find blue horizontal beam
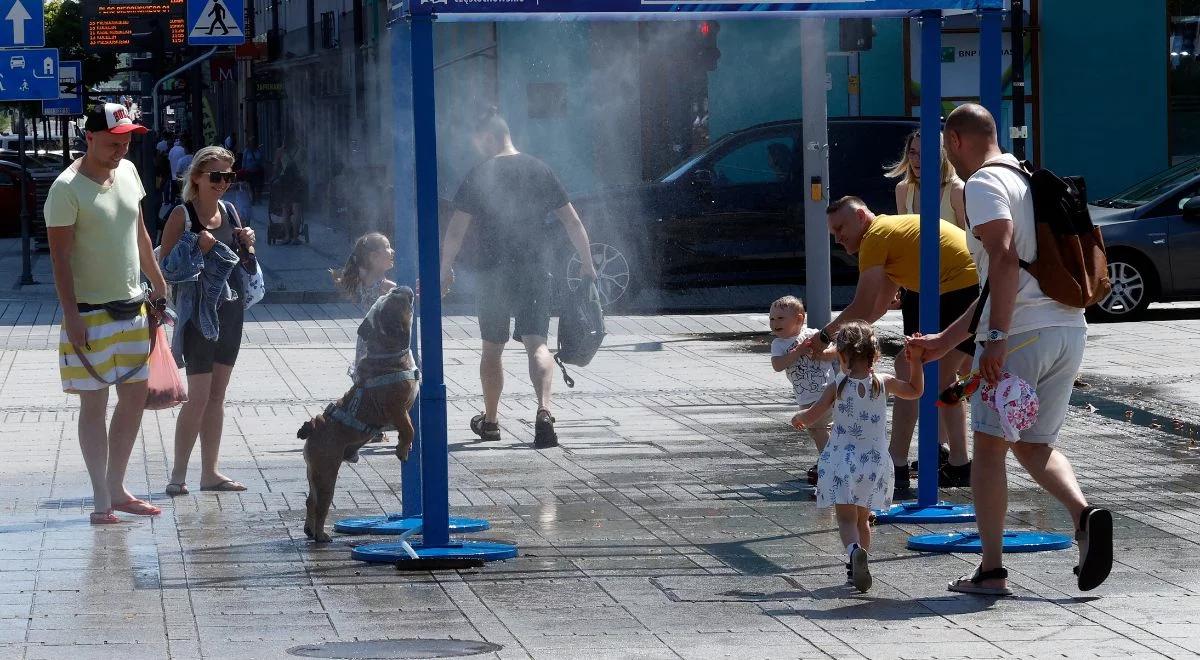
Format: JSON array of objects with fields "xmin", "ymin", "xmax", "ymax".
[{"xmin": 412, "ymin": 0, "xmax": 1001, "ymax": 20}]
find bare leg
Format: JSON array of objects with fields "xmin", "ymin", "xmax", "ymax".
[
  {"xmin": 834, "ymin": 504, "xmax": 862, "ymax": 549},
  {"xmin": 856, "ymin": 506, "xmax": 873, "ymax": 551},
  {"xmin": 480, "ymin": 340, "xmax": 505, "ymax": 423},
  {"xmin": 889, "ymin": 354, "xmax": 918, "ymax": 466},
  {"xmin": 971, "ymin": 431, "xmax": 1010, "ymax": 585},
  {"xmin": 808, "ymin": 425, "xmax": 830, "ymax": 453},
  {"xmin": 522, "ymin": 335, "xmax": 554, "ymax": 413},
  {"xmin": 1010, "ymin": 442, "xmax": 1088, "ymax": 524},
  {"xmin": 78, "ymin": 389, "xmax": 112, "ymax": 512},
  {"xmin": 198, "ymin": 363, "xmax": 236, "ymax": 487},
  {"xmin": 170, "ymin": 372, "xmax": 212, "ymax": 486},
  {"xmin": 939, "ymin": 349, "xmax": 972, "ymax": 466},
  {"xmin": 106, "ymin": 380, "xmax": 149, "ymax": 505}
]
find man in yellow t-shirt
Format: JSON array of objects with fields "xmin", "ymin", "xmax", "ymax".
[
  {"xmin": 45, "ymin": 102, "xmax": 168, "ymax": 525},
  {"xmin": 813, "ymin": 196, "xmax": 979, "ymax": 497}
]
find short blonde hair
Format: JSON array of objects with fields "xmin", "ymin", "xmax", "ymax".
[
  {"xmin": 771, "ymin": 295, "xmax": 806, "ymax": 315},
  {"xmin": 182, "ymin": 146, "xmax": 235, "ymax": 203}
]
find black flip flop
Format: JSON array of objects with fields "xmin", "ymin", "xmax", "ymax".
[
  {"xmin": 948, "ymin": 566, "xmax": 1012, "ymax": 596},
  {"xmin": 1075, "ymin": 506, "xmax": 1113, "ymax": 591}
]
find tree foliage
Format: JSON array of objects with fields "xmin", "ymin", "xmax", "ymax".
[{"xmin": 46, "ymin": 0, "xmax": 118, "ymax": 88}]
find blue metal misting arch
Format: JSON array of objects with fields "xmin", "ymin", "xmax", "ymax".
[{"xmin": 351, "ymin": 0, "xmax": 1067, "ymax": 564}]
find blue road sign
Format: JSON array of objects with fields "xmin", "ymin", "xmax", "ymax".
[
  {"xmin": 42, "ymin": 60, "xmax": 82, "ymax": 116},
  {"xmin": 187, "ymin": 0, "xmax": 244, "ymax": 45},
  {"xmin": 0, "ymin": 48, "xmax": 58, "ymax": 102},
  {"xmin": 0, "ymin": 0, "xmax": 43, "ymax": 48}
]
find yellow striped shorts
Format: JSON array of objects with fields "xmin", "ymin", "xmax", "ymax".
[{"xmin": 59, "ymin": 305, "xmax": 151, "ymax": 393}]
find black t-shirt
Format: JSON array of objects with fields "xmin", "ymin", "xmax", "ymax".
[{"xmin": 453, "ymin": 153, "xmax": 569, "ymax": 274}]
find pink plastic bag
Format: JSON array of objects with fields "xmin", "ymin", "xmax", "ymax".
[{"xmin": 145, "ymin": 324, "xmax": 187, "ymax": 410}]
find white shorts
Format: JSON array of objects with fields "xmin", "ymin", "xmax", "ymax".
[{"xmin": 970, "ymin": 326, "xmax": 1085, "ymax": 445}]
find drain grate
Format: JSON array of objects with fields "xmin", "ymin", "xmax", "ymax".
[{"xmin": 287, "ymin": 639, "xmax": 502, "ymax": 659}]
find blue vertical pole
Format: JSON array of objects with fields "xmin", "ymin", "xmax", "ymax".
[
  {"xmin": 917, "ymin": 10, "xmax": 942, "ymax": 508},
  {"xmin": 392, "ymin": 19, "xmax": 423, "ymax": 519},
  {"xmin": 979, "ymin": 8, "xmax": 1002, "ymax": 125},
  {"xmin": 409, "ymin": 9, "xmax": 451, "ymax": 548}
]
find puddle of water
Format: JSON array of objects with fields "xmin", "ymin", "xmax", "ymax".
[
  {"xmin": 1072, "ymin": 391, "xmax": 1200, "ymax": 444},
  {"xmin": 288, "ymin": 639, "xmax": 503, "ymax": 659}
]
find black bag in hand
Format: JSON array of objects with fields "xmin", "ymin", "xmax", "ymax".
[{"xmin": 554, "ymin": 279, "xmax": 606, "ymax": 388}]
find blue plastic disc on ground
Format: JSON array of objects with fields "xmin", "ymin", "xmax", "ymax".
[
  {"xmin": 351, "ymin": 540, "xmax": 518, "ymax": 563},
  {"xmin": 333, "ymin": 515, "xmax": 490, "ymax": 535},
  {"xmin": 907, "ymin": 530, "xmax": 1073, "ymax": 553},
  {"xmin": 874, "ymin": 501, "xmax": 977, "ymax": 524}
]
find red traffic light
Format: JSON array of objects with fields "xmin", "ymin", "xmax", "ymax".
[{"xmin": 699, "ymin": 21, "xmax": 712, "ymax": 36}]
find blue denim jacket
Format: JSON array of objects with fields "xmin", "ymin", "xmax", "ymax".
[{"xmin": 161, "ymin": 231, "xmax": 240, "ymax": 368}]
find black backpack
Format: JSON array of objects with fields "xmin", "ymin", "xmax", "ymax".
[
  {"xmin": 970, "ymin": 160, "xmax": 1111, "ymax": 334},
  {"xmin": 554, "ymin": 280, "xmax": 606, "ymax": 388}
]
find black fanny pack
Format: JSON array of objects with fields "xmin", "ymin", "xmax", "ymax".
[{"xmin": 78, "ymin": 292, "xmax": 146, "ymax": 321}]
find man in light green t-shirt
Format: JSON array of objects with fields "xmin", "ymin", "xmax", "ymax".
[{"xmin": 45, "ymin": 102, "xmax": 168, "ymax": 524}]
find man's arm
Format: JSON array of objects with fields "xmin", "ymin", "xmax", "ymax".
[
  {"xmin": 822, "ymin": 266, "xmax": 899, "ymax": 337},
  {"xmin": 974, "ymin": 218, "xmax": 1019, "ymax": 382},
  {"xmin": 440, "ymin": 210, "xmax": 473, "ymax": 296},
  {"xmin": 47, "ymin": 226, "xmax": 86, "ymax": 347},
  {"xmin": 137, "ymin": 208, "xmax": 167, "ymax": 301},
  {"xmin": 553, "ymin": 203, "xmax": 598, "ymax": 280}
]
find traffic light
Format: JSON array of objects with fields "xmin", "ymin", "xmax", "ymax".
[
  {"xmin": 839, "ymin": 18, "xmax": 874, "ymax": 51},
  {"xmin": 697, "ymin": 21, "xmax": 721, "ymax": 71}
]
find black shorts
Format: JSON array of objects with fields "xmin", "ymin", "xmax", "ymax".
[
  {"xmin": 183, "ymin": 298, "xmax": 245, "ymax": 375},
  {"xmin": 477, "ymin": 270, "xmax": 553, "ymax": 344},
  {"xmin": 901, "ymin": 286, "xmax": 978, "ymax": 357}
]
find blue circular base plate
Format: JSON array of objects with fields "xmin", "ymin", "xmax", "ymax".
[
  {"xmin": 874, "ymin": 501, "xmax": 977, "ymax": 524},
  {"xmin": 351, "ymin": 540, "xmax": 518, "ymax": 563},
  {"xmin": 907, "ymin": 530, "xmax": 1073, "ymax": 553},
  {"xmin": 333, "ymin": 515, "xmax": 490, "ymax": 536}
]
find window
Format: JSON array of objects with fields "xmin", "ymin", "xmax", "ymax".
[
  {"xmin": 0, "ymin": 172, "xmax": 14, "ymax": 186},
  {"xmin": 711, "ymin": 134, "xmax": 796, "ymax": 186}
]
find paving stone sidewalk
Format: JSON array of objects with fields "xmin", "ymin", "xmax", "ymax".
[{"xmin": 1, "ymin": 301, "xmax": 1199, "ymax": 659}]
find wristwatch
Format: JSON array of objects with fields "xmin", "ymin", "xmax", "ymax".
[
  {"xmin": 818, "ymin": 328, "xmax": 833, "ymax": 345},
  {"xmin": 986, "ymin": 329, "xmax": 1008, "ymax": 343}
]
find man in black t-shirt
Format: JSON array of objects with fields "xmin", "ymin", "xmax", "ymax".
[{"xmin": 441, "ymin": 109, "xmax": 597, "ymax": 449}]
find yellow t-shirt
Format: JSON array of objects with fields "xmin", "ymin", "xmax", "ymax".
[
  {"xmin": 44, "ymin": 159, "xmax": 145, "ymax": 304},
  {"xmin": 856, "ymin": 214, "xmax": 978, "ymax": 293}
]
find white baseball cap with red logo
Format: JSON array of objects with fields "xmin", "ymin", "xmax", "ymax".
[{"xmin": 84, "ymin": 102, "xmax": 148, "ymax": 135}]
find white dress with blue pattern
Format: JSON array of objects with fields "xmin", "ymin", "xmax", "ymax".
[{"xmin": 815, "ymin": 374, "xmax": 894, "ymax": 511}]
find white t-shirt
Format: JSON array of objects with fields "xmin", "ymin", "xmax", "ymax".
[
  {"xmin": 965, "ymin": 153, "xmax": 1086, "ymax": 340},
  {"xmin": 771, "ymin": 327, "xmax": 836, "ymax": 407}
]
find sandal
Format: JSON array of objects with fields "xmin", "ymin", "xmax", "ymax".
[
  {"xmin": 1075, "ymin": 506, "xmax": 1113, "ymax": 591},
  {"xmin": 470, "ymin": 414, "xmax": 501, "ymax": 442},
  {"xmin": 89, "ymin": 510, "xmax": 121, "ymax": 525},
  {"xmin": 948, "ymin": 566, "xmax": 1012, "ymax": 596},
  {"xmin": 200, "ymin": 479, "xmax": 247, "ymax": 492},
  {"xmin": 111, "ymin": 498, "xmax": 162, "ymax": 516},
  {"xmin": 165, "ymin": 483, "xmax": 188, "ymax": 497}
]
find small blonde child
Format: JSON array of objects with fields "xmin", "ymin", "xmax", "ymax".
[
  {"xmin": 769, "ymin": 296, "xmax": 837, "ymax": 486},
  {"xmin": 791, "ymin": 321, "xmax": 924, "ymax": 593}
]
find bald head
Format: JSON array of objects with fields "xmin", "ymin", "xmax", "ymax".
[{"xmin": 943, "ymin": 103, "xmax": 1002, "ymax": 178}]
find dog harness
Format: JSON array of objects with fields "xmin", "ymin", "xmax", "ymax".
[{"xmin": 325, "ymin": 367, "xmax": 421, "ymax": 435}]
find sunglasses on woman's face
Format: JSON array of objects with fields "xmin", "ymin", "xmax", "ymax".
[{"xmin": 206, "ymin": 171, "xmax": 237, "ymax": 184}]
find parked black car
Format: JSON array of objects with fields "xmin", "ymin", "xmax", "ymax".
[
  {"xmin": 1089, "ymin": 158, "xmax": 1200, "ymax": 320},
  {"xmin": 557, "ymin": 117, "xmax": 920, "ymax": 308}
]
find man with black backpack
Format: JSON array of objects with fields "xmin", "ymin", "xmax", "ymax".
[{"xmin": 910, "ymin": 104, "xmax": 1113, "ymax": 596}]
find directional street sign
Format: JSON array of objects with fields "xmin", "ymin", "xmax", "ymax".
[
  {"xmin": 42, "ymin": 60, "xmax": 82, "ymax": 116},
  {"xmin": 0, "ymin": 0, "xmax": 44, "ymax": 47},
  {"xmin": 0, "ymin": 48, "xmax": 58, "ymax": 101},
  {"xmin": 187, "ymin": 0, "xmax": 243, "ymax": 46}
]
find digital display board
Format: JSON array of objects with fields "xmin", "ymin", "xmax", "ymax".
[{"xmin": 82, "ymin": 0, "xmax": 186, "ymax": 51}]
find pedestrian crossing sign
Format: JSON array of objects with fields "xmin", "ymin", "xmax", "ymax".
[{"xmin": 187, "ymin": 0, "xmax": 244, "ymax": 46}]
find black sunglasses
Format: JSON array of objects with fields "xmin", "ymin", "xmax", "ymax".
[{"xmin": 207, "ymin": 171, "xmax": 237, "ymax": 184}]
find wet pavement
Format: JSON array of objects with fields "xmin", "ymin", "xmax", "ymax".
[{"xmin": 2, "ymin": 267, "xmax": 1200, "ymax": 656}]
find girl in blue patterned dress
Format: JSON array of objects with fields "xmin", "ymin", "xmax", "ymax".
[{"xmin": 791, "ymin": 321, "xmax": 925, "ymax": 592}]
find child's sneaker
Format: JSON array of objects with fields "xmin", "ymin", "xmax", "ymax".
[
  {"xmin": 850, "ymin": 545, "xmax": 872, "ymax": 593},
  {"xmin": 806, "ymin": 464, "xmax": 819, "ymax": 486}
]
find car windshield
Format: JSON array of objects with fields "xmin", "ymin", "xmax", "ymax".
[
  {"xmin": 1099, "ymin": 158, "xmax": 1200, "ymax": 208},
  {"xmin": 657, "ymin": 131, "xmax": 742, "ymax": 183}
]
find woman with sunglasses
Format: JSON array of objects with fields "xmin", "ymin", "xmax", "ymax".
[{"xmin": 159, "ymin": 146, "xmax": 256, "ymax": 495}]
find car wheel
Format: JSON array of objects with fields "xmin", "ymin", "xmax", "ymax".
[
  {"xmin": 565, "ymin": 241, "xmax": 635, "ymax": 310},
  {"xmin": 1089, "ymin": 255, "xmax": 1154, "ymax": 321}
]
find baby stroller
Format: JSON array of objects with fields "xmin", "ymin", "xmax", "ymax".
[{"xmin": 267, "ymin": 175, "xmax": 310, "ymax": 245}]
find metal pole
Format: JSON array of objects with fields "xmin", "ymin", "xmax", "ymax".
[
  {"xmin": 410, "ymin": 10, "xmax": 450, "ymax": 547},
  {"xmin": 979, "ymin": 8, "xmax": 1003, "ymax": 124},
  {"xmin": 800, "ymin": 18, "xmax": 831, "ymax": 329},
  {"xmin": 61, "ymin": 117, "xmax": 69, "ymax": 168},
  {"xmin": 917, "ymin": 10, "xmax": 942, "ymax": 508},
  {"xmin": 18, "ymin": 109, "xmax": 34, "ymax": 285},
  {"xmin": 392, "ymin": 19, "xmax": 423, "ymax": 519},
  {"xmin": 1009, "ymin": 0, "xmax": 1026, "ymax": 159}
]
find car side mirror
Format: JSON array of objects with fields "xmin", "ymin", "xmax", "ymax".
[
  {"xmin": 692, "ymin": 169, "xmax": 715, "ymax": 187},
  {"xmin": 1183, "ymin": 196, "xmax": 1200, "ymax": 220}
]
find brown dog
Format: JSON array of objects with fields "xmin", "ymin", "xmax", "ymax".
[{"xmin": 299, "ymin": 286, "xmax": 419, "ymax": 542}]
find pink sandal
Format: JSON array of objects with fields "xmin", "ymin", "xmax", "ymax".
[
  {"xmin": 89, "ymin": 510, "xmax": 121, "ymax": 525},
  {"xmin": 111, "ymin": 498, "xmax": 162, "ymax": 516}
]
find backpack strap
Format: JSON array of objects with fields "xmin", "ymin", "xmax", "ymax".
[{"xmin": 966, "ymin": 160, "xmax": 1038, "ymax": 337}]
